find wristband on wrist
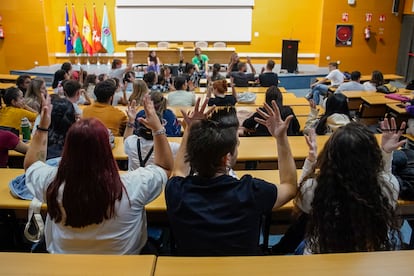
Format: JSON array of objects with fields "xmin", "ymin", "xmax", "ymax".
[
  {"xmin": 126, "ymin": 122, "xmax": 135, "ymax": 128},
  {"xmin": 152, "ymin": 128, "xmax": 166, "ymax": 136},
  {"xmin": 36, "ymin": 126, "xmax": 49, "ymax": 132}
]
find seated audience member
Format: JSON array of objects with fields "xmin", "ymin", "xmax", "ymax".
[
  {"xmin": 16, "ymin": 74, "xmax": 31, "ymax": 94},
  {"xmin": 52, "ymin": 69, "xmax": 70, "ymax": 94},
  {"xmin": 123, "ymin": 71, "xmax": 136, "ymax": 93},
  {"xmin": 98, "ymin": 73, "xmax": 108, "ymax": 82},
  {"xmin": 43, "ymin": 96, "xmax": 76, "ymax": 159},
  {"xmin": 108, "ymin": 59, "xmax": 133, "ymax": 83},
  {"xmin": 210, "ymin": 63, "xmax": 225, "ymax": 82},
  {"xmin": 25, "ymin": 77, "xmax": 47, "ymax": 113},
  {"xmin": 63, "ymin": 79, "xmax": 89, "ymax": 120},
  {"xmin": 297, "ymin": 119, "xmax": 403, "ymax": 254},
  {"xmin": 82, "ymin": 80, "xmax": 128, "ymax": 136},
  {"xmin": 227, "ymin": 52, "xmax": 241, "ymax": 74},
  {"xmin": 83, "ymin": 74, "xmax": 98, "ymax": 100},
  {"xmin": 129, "ymin": 79, "xmax": 149, "ymax": 105},
  {"xmin": 144, "ymin": 71, "xmax": 165, "ymax": 93},
  {"xmin": 243, "ymin": 86, "xmax": 300, "ymax": 136},
  {"xmin": 0, "ymin": 130, "xmax": 28, "ymax": 168},
  {"xmin": 335, "ymin": 71, "xmax": 365, "ymax": 93},
  {"xmin": 259, "ymin": 60, "xmax": 279, "ymax": 87},
  {"xmin": 137, "ymin": 92, "xmax": 181, "ymax": 137},
  {"xmin": 124, "ymin": 99, "xmax": 180, "ymax": 171},
  {"xmin": 207, "ymin": 79, "xmax": 237, "ymax": 106},
  {"xmin": 304, "ymin": 93, "xmax": 351, "ymax": 135},
  {"xmin": 147, "ymin": 50, "xmax": 161, "ymax": 74},
  {"xmin": 182, "ymin": 63, "xmax": 199, "ymax": 90},
  {"xmin": 0, "ymin": 87, "xmax": 38, "ymax": 134},
  {"xmin": 165, "ymin": 99, "xmax": 297, "ymax": 256},
  {"xmin": 160, "ymin": 65, "xmax": 175, "ymax": 91},
  {"xmin": 230, "ymin": 57, "xmax": 257, "ymax": 87},
  {"xmin": 363, "ymin": 70, "xmax": 385, "ymax": 91},
  {"xmin": 192, "ymin": 47, "xmax": 209, "ymax": 77},
  {"xmin": 24, "ymin": 94, "xmax": 173, "ymax": 254},
  {"xmin": 61, "ymin": 62, "xmax": 73, "ymax": 78},
  {"xmin": 167, "ymin": 76, "xmax": 196, "ymax": 106},
  {"xmin": 307, "ymin": 62, "xmax": 344, "ymax": 105},
  {"xmin": 110, "ymin": 78, "xmax": 129, "ymax": 106}
]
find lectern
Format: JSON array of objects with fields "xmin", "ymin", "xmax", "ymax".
[{"xmin": 281, "ymin": 40, "xmax": 300, "ymax": 73}]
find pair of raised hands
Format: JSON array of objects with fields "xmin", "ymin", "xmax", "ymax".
[{"xmin": 304, "ymin": 118, "xmax": 407, "ymax": 161}]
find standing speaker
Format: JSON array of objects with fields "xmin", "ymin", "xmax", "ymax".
[{"xmin": 281, "ymin": 40, "xmax": 300, "ymax": 73}]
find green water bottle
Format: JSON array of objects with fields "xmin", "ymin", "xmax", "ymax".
[{"xmin": 21, "ymin": 117, "xmax": 31, "ymax": 142}]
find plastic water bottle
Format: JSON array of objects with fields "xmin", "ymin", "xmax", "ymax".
[{"xmin": 21, "ymin": 117, "xmax": 31, "ymax": 142}]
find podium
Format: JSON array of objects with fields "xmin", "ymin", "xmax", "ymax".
[{"xmin": 281, "ymin": 40, "xmax": 300, "ymax": 73}]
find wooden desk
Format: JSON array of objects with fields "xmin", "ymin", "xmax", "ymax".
[
  {"xmin": 126, "ymin": 47, "xmax": 235, "ymax": 65},
  {"xmin": 0, "ymin": 74, "xmax": 18, "ymax": 83},
  {"xmin": 361, "ymin": 95, "xmax": 401, "ymax": 105},
  {"xmin": 0, "ymin": 83, "xmax": 15, "ymax": 90},
  {"xmin": 0, "ymin": 252, "xmax": 156, "ymax": 276},
  {"xmin": 154, "ymin": 251, "xmax": 414, "ymax": 276}
]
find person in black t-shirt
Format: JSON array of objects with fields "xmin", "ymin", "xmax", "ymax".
[
  {"xmin": 243, "ymin": 86, "xmax": 300, "ymax": 136},
  {"xmin": 259, "ymin": 60, "xmax": 279, "ymax": 87},
  {"xmin": 165, "ymin": 98, "xmax": 297, "ymax": 256},
  {"xmin": 230, "ymin": 57, "xmax": 257, "ymax": 87},
  {"xmin": 207, "ymin": 79, "xmax": 237, "ymax": 106}
]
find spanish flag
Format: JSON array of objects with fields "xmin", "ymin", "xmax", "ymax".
[{"xmin": 82, "ymin": 7, "xmax": 93, "ymax": 55}]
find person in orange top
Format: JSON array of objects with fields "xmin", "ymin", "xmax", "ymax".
[
  {"xmin": 0, "ymin": 87, "xmax": 38, "ymax": 134},
  {"xmin": 82, "ymin": 80, "xmax": 128, "ymax": 136}
]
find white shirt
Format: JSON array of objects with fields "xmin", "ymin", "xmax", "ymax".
[
  {"xmin": 112, "ymin": 91, "xmax": 132, "ymax": 106},
  {"xmin": 26, "ymin": 161, "xmax": 167, "ymax": 254},
  {"xmin": 167, "ymin": 90, "xmax": 196, "ymax": 106},
  {"xmin": 124, "ymin": 135, "xmax": 180, "ymax": 171},
  {"xmin": 335, "ymin": 81, "xmax": 365, "ymax": 93},
  {"xmin": 296, "ymin": 150, "xmax": 399, "ymax": 214},
  {"xmin": 363, "ymin": 81, "xmax": 377, "ymax": 91},
  {"xmin": 326, "ymin": 69, "xmax": 344, "ymax": 86}
]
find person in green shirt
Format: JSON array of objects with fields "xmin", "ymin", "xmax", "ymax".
[{"xmin": 192, "ymin": 47, "xmax": 209, "ymax": 77}]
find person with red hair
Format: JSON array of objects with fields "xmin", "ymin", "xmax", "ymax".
[{"xmin": 24, "ymin": 94, "xmax": 173, "ymax": 254}]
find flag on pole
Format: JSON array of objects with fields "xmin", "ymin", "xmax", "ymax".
[
  {"xmin": 101, "ymin": 5, "xmax": 114, "ymax": 54},
  {"xmin": 82, "ymin": 7, "xmax": 94, "ymax": 55},
  {"xmin": 71, "ymin": 6, "xmax": 83, "ymax": 54},
  {"xmin": 65, "ymin": 5, "xmax": 73, "ymax": 53},
  {"xmin": 92, "ymin": 5, "xmax": 103, "ymax": 53}
]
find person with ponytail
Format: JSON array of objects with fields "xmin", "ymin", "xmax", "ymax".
[{"xmin": 206, "ymin": 79, "xmax": 237, "ymax": 107}]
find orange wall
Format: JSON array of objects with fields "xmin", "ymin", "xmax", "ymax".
[
  {"xmin": 319, "ymin": 0, "xmax": 403, "ymax": 74},
  {"xmin": 404, "ymin": 0, "xmax": 414, "ymax": 14},
  {"xmin": 0, "ymin": 0, "xmax": 49, "ymax": 74},
  {"xmin": 0, "ymin": 0, "xmax": 405, "ymax": 74}
]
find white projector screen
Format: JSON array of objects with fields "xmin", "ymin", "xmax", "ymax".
[{"xmin": 115, "ymin": 0, "xmax": 254, "ymax": 42}]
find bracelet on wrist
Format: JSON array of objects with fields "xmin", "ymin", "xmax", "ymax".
[
  {"xmin": 152, "ymin": 128, "xmax": 166, "ymax": 136},
  {"xmin": 126, "ymin": 122, "xmax": 135, "ymax": 128},
  {"xmin": 36, "ymin": 126, "xmax": 49, "ymax": 132}
]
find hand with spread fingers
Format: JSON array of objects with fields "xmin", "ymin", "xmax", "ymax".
[
  {"xmin": 126, "ymin": 100, "xmax": 138, "ymax": 123},
  {"xmin": 138, "ymin": 95, "xmax": 162, "ymax": 131},
  {"xmin": 254, "ymin": 100, "xmax": 293, "ymax": 139},
  {"xmin": 39, "ymin": 93, "xmax": 52, "ymax": 129},
  {"xmin": 381, "ymin": 117, "xmax": 406, "ymax": 153},
  {"xmin": 181, "ymin": 97, "xmax": 215, "ymax": 128},
  {"xmin": 304, "ymin": 128, "xmax": 317, "ymax": 162}
]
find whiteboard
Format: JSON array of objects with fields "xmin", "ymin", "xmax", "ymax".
[{"xmin": 115, "ymin": 0, "xmax": 254, "ymax": 42}]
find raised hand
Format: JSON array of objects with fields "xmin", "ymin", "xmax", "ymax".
[
  {"xmin": 181, "ymin": 97, "xmax": 215, "ymax": 127},
  {"xmin": 304, "ymin": 128, "xmax": 317, "ymax": 161},
  {"xmin": 254, "ymin": 100, "xmax": 293, "ymax": 138},
  {"xmin": 381, "ymin": 117, "xmax": 406, "ymax": 153},
  {"xmin": 126, "ymin": 100, "xmax": 138, "ymax": 122},
  {"xmin": 39, "ymin": 93, "xmax": 52, "ymax": 129},
  {"xmin": 138, "ymin": 95, "xmax": 162, "ymax": 131}
]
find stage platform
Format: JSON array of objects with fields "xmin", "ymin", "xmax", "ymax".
[{"xmin": 9, "ymin": 64, "xmax": 327, "ymax": 90}]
